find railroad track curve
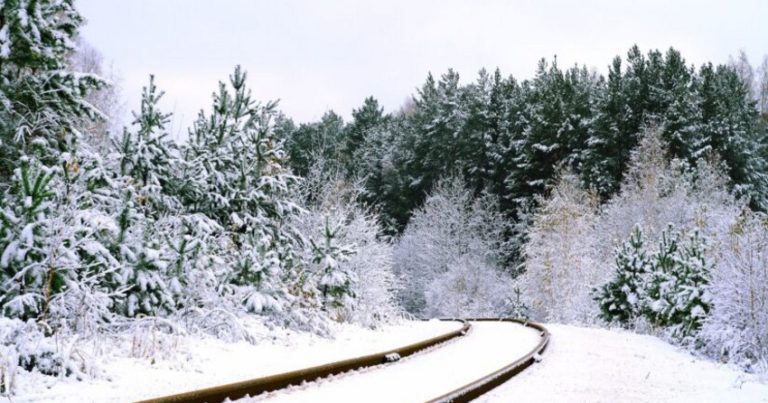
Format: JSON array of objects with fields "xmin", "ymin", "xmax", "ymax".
[{"xmin": 138, "ymin": 319, "xmax": 549, "ymax": 403}]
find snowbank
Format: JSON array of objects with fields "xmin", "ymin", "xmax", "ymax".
[
  {"xmin": 480, "ymin": 324, "xmax": 768, "ymax": 403},
  {"xmin": 12, "ymin": 319, "xmax": 461, "ymax": 402}
]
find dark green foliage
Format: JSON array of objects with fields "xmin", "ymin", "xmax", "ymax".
[
  {"xmin": 596, "ymin": 226, "xmax": 651, "ymax": 325},
  {"xmin": 597, "ymin": 224, "xmax": 711, "ymax": 340},
  {"xmin": 113, "ymin": 75, "xmax": 179, "ymax": 215},
  {"xmin": 342, "ymin": 96, "xmax": 387, "ymax": 175},
  {"xmin": 645, "ymin": 227, "xmax": 711, "ymax": 338},
  {"xmin": 0, "ymin": 0, "xmax": 104, "ymax": 180},
  {"xmin": 286, "ymin": 45, "xmax": 768, "ymax": 239},
  {"xmin": 285, "ymin": 111, "xmax": 346, "ymax": 177},
  {"xmin": 311, "ymin": 218, "xmax": 355, "ymax": 313},
  {"xmin": 0, "ymin": 159, "xmax": 58, "ymax": 320}
]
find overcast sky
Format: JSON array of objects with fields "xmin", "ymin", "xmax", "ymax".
[{"xmin": 77, "ymin": 0, "xmax": 768, "ymax": 137}]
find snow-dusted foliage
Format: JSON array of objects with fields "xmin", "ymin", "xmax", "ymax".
[
  {"xmin": 311, "ymin": 218, "xmax": 356, "ymax": 318},
  {"xmin": 0, "ymin": 0, "xmax": 105, "ymax": 176},
  {"xmin": 0, "ymin": 159, "xmax": 59, "ymax": 320},
  {"xmin": 181, "ymin": 66, "xmax": 301, "ymax": 320},
  {"xmin": 590, "ymin": 130, "xmax": 741, "ymax": 342},
  {"xmin": 595, "ymin": 225, "xmax": 651, "ymax": 325},
  {"xmin": 595, "ymin": 129, "xmax": 742, "ymax": 262},
  {"xmin": 518, "ymin": 172, "xmax": 601, "ymax": 324},
  {"xmin": 700, "ymin": 213, "xmax": 768, "ymax": 372},
  {"xmin": 290, "ymin": 167, "xmax": 402, "ymax": 328},
  {"xmin": 524, "ymin": 127, "xmax": 768, "ymax": 371},
  {"xmin": 394, "ymin": 176, "xmax": 516, "ymax": 318},
  {"xmin": 643, "ymin": 227, "xmax": 711, "ymax": 339},
  {"xmin": 596, "ymin": 224, "xmax": 712, "ymax": 340}
]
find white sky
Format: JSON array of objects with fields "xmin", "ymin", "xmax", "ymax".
[{"xmin": 77, "ymin": 0, "xmax": 768, "ymax": 137}]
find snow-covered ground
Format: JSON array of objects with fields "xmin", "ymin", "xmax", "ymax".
[
  {"xmin": 11, "ymin": 320, "xmax": 768, "ymax": 402},
  {"xmin": 480, "ymin": 324, "xmax": 768, "ymax": 403},
  {"xmin": 12, "ymin": 319, "xmax": 462, "ymax": 402},
  {"xmin": 249, "ymin": 321, "xmax": 541, "ymax": 402}
]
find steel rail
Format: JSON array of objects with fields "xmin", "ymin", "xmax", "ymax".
[
  {"xmin": 426, "ymin": 318, "xmax": 550, "ymax": 403},
  {"xmin": 136, "ymin": 319, "xmax": 470, "ymax": 403}
]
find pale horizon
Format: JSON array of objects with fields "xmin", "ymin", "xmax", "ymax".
[{"xmin": 77, "ymin": 0, "xmax": 768, "ymax": 136}]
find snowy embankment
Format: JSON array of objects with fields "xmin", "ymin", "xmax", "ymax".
[
  {"xmin": 248, "ymin": 321, "xmax": 541, "ymax": 402},
  {"xmin": 13, "ymin": 319, "xmax": 461, "ymax": 403},
  {"xmin": 480, "ymin": 324, "xmax": 768, "ymax": 403}
]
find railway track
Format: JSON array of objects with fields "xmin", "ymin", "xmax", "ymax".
[{"xmin": 138, "ymin": 319, "xmax": 549, "ymax": 403}]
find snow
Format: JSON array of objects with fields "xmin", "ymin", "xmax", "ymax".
[
  {"xmin": 9, "ymin": 320, "xmax": 768, "ymax": 403},
  {"xmin": 11, "ymin": 319, "xmax": 462, "ymax": 402},
  {"xmin": 248, "ymin": 321, "xmax": 542, "ymax": 402},
  {"xmin": 479, "ymin": 324, "xmax": 768, "ymax": 403}
]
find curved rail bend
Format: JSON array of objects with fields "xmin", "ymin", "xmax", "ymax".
[
  {"xmin": 427, "ymin": 318, "xmax": 550, "ymax": 403},
  {"xmin": 136, "ymin": 320, "xmax": 470, "ymax": 403}
]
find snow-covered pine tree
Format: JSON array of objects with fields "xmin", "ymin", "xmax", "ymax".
[
  {"xmin": 290, "ymin": 166, "xmax": 401, "ymax": 328},
  {"xmin": 595, "ymin": 225, "xmax": 652, "ymax": 326},
  {"xmin": 644, "ymin": 226, "xmax": 710, "ymax": 339},
  {"xmin": 698, "ymin": 63, "xmax": 767, "ymax": 210},
  {"xmin": 107, "ymin": 76, "xmax": 182, "ymax": 317},
  {"xmin": 581, "ymin": 56, "xmax": 633, "ymax": 199},
  {"xmin": 182, "ymin": 66, "xmax": 300, "ymax": 317},
  {"xmin": 114, "ymin": 228, "xmax": 176, "ymax": 317},
  {"xmin": 504, "ymin": 60, "xmax": 596, "ymax": 215},
  {"xmin": 668, "ymin": 230, "xmax": 711, "ymax": 339},
  {"xmin": 644, "ymin": 225, "xmax": 680, "ymax": 328},
  {"xmin": 114, "ymin": 75, "xmax": 179, "ymax": 215},
  {"xmin": 0, "ymin": 0, "xmax": 104, "ymax": 179},
  {"xmin": 0, "ymin": 158, "xmax": 57, "ymax": 320},
  {"xmin": 311, "ymin": 218, "xmax": 356, "ymax": 320},
  {"xmin": 650, "ymin": 49, "xmax": 704, "ymax": 161},
  {"xmin": 396, "ymin": 70, "xmax": 468, "ymax": 229},
  {"xmin": 640, "ymin": 224, "xmax": 711, "ymax": 340},
  {"xmin": 342, "ymin": 96, "xmax": 386, "ymax": 176},
  {"xmin": 0, "ymin": 0, "xmax": 113, "ymax": 330}
]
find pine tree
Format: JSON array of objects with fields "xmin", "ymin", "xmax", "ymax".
[
  {"xmin": 505, "ymin": 60, "xmax": 596, "ymax": 212},
  {"xmin": 596, "ymin": 225, "xmax": 652, "ymax": 325},
  {"xmin": 698, "ymin": 63, "xmax": 767, "ymax": 210},
  {"xmin": 644, "ymin": 225, "xmax": 679, "ymax": 328},
  {"xmin": 644, "ymin": 227, "xmax": 711, "ymax": 339},
  {"xmin": 342, "ymin": 96, "xmax": 386, "ymax": 175},
  {"xmin": 311, "ymin": 218, "xmax": 355, "ymax": 319},
  {"xmin": 640, "ymin": 225, "xmax": 711, "ymax": 339},
  {"xmin": 284, "ymin": 111, "xmax": 345, "ymax": 177},
  {"xmin": 668, "ymin": 230, "xmax": 710, "ymax": 339},
  {"xmin": 0, "ymin": 158, "xmax": 57, "ymax": 320},
  {"xmin": 107, "ymin": 76, "xmax": 181, "ymax": 317},
  {"xmin": 113, "ymin": 75, "xmax": 179, "ymax": 215},
  {"xmin": 582, "ymin": 57, "xmax": 630, "ymax": 198},
  {"xmin": 182, "ymin": 66, "xmax": 300, "ymax": 315},
  {"xmin": 0, "ymin": 0, "xmax": 104, "ymax": 179}
]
